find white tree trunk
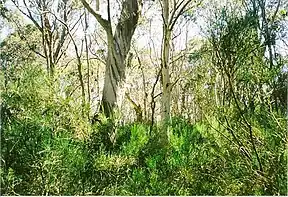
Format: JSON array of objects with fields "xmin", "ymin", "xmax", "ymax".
[
  {"xmin": 82, "ymin": 0, "xmax": 141, "ymax": 117},
  {"xmin": 101, "ymin": 0, "xmax": 140, "ymax": 116},
  {"xmin": 160, "ymin": 0, "xmax": 171, "ymax": 145},
  {"xmin": 161, "ymin": 29, "xmax": 172, "ymax": 123}
]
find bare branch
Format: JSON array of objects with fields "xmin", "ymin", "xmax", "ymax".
[{"xmin": 80, "ymin": 0, "xmax": 112, "ymax": 34}]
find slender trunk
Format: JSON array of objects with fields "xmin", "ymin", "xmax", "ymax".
[
  {"xmin": 160, "ymin": 0, "xmax": 171, "ymax": 146},
  {"xmin": 84, "ymin": 10, "xmax": 91, "ymax": 105},
  {"xmin": 172, "ymin": 85, "xmax": 179, "ymax": 115},
  {"xmin": 215, "ymin": 72, "xmax": 219, "ymax": 107},
  {"xmin": 150, "ymin": 69, "xmax": 161, "ymax": 135},
  {"xmin": 71, "ymin": 39, "xmax": 86, "ymax": 109},
  {"xmin": 181, "ymin": 86, "xmax": 186, "ymax": 115},
  {"xmin": 41, "ymin": 15, "xmax": 51, "ymax": 77},
  {"xmin": 259, "ymin": 0, "xmax": 273, "ymax": 69},
  {"xmin": 41, "ymin": 8, "xmax": 55, "ymax": 78},
  {"xmin": 76, "ymin": 58, "xmax": 86, "ymax": 108},
  {"xmin": 140, "ymin": 63, "xmax": 148, "ymax": 121},
  {"xmin": 67, "ymin": 27, "xmax": 85, "ymax": 110}
]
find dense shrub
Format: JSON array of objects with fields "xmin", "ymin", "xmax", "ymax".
[{"xmin": 0, "ymin": 64, "xmax": 286, "ymax": 195}]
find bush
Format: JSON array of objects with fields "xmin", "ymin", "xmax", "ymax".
[{"xmin": 1, "ymin": 64, "xmax": 286, "ymax": 195}]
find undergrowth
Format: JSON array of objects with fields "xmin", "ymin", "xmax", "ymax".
[{"xmin": 0, "ymin": 64, "xmax": 287, "ymax": 195}]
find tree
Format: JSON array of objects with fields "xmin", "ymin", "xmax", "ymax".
[
  {"xmin": 81, "ymin": 0, "xmax": 142, "ymax": 117},
  {"xmin": 159, "ymin": 0, "xmax": 201, "ymax": 145},
  {"xmin": 10, "ymin": 0, "xmax": 81, "ymax": 78}
]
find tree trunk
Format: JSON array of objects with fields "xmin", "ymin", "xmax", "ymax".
[
  {"xmin": 161, "ymin": 29, "xmax": 172, "ymax": 122},
  {"xmin": 160, "ymin": 0, "xmax": 171, "ymax": 146},
  {"xmin": 159, "ymin": 0, "xmax": 193, "ymax": 144},
  {"xmin": 82, "ymin": 0, "xmax": 140, "ymax": 117}
]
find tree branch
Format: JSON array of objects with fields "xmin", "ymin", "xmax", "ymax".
[{"xmin": 80, "ymin": 0, "xmax": 112, "ymax": 34}]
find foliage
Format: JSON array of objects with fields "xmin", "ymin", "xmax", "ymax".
[
  {"xmin": 1, "ymin": 65, "xmax": 286, "ymax": 194},
  {"xmin": 0, "ymin": 0, "xmax": 287, "ymax": 195}
]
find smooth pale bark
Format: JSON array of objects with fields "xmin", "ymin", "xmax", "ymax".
[
  {"xmin": 81, "ymin": 0, "xmax": 140, "ymax": 117},
  {"xmin": 161, "ymin": 29, "xmax": 172, "ymax": 122},
  {"xmin": 160, "ymin": 0, "xmax": 171, "ymax": 146},
  {"xmin": 83, "ymin": 10, "xmax": 91, "ymax": 106},
  {"xmin": 159, "ymin": 0, "xmax": 198, "ymax": 145}
]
